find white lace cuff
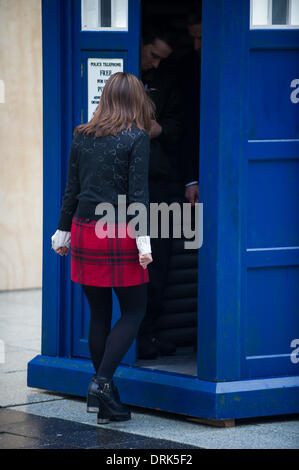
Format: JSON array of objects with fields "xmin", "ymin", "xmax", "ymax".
[
  {"xmin": 51, "ymin": 229, "xmax": 71, "ymax": 250},
  {"xmin": 136, "ymin": 235, "xmax": 151, "ymax": 255}
]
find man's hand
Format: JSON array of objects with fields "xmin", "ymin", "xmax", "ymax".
[
  {"xmin": 185, "ymin": 184, "xmax": 199, "ymax": 206},
  {"xmin": 139, "ymin": 253, "xmax": 153, "ymax": 269},
  {"xmin": 149, "ymin": 120, "xmax": 162, "ymax": 139},
  {"xmin": 55, "ymin": 246, "xmax": 70, "ymax": 256}
]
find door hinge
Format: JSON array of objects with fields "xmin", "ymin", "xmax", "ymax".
[
  {"xmin": 81, "ymin": 63, "xmax": 84, "ymax": 78},
  {"xmin": 81, "ymin": 109, "xmax": 84, "ymax": 123}
]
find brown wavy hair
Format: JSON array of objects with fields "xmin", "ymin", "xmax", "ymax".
[{"xmin": 74, "ymin": 72, "xmax": 155, "ymax": 137}]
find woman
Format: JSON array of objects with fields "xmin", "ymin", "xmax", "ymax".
[{"xmin": 51, "ymin": 72, "xmax": 154, "ymax": 424}]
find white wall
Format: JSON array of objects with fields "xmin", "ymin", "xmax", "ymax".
[{"xmin": 0, "ymin": 0, "xmax": 42, "ymax": 290}]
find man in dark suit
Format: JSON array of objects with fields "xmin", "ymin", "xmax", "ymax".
[
  {"xmin": 137, "ymin": 22, "xmax": 184, "ymax": 359},
  {"xmin": 181, "ymin": 10, "xmax": 202, "ymax": 207}
]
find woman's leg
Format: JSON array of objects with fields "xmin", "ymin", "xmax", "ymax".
[
  {"xmin": 82, "ymin": 284, "xmax": 113, "ymax": 373},
  {"xmin": 96, "ymin": 283, "xmax": 148, "ymax": 380}
]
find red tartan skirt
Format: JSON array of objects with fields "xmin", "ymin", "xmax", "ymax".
[{"xmin": 70, "ymin": 216, "xmax": 149, "ymax": 287}]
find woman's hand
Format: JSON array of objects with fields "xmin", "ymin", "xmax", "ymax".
[
  {"xmin": 52, "ymin": 230, "xmax": 71, "ymax": 255},
  {"xmin": 55, "ymin": 246, "xmax": 70, "ymax": 256},
  {"xmin": 149, "ymin": 120, "xmax": 162, "ymax": 139},
  {"xmin": 139, "ymin": 253, "xmax": 153, "ymax": 269}
]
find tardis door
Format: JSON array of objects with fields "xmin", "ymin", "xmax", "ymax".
[
  {"xmin": 244, "ymin": 15, "xmax": 299, "ymax": 378},
  {"xmin": 198, "ymin": 0, "xmax": 299, "ymax": 385},
  {"xmin": 71, "ymin": 0, "xmax": 142, "ymax": 363}
]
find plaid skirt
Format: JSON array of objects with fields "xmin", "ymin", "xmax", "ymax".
[{"xmin": 70, "ymin": 216, "xmax": 149, "ymax": 287}]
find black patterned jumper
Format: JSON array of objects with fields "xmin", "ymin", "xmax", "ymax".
[{"xmin": 57, "ymin": 126, "xmax": 151, "ymax": 287}]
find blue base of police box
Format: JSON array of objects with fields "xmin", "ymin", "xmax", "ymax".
[{"xmin": 27, "ymin": 354, "xmax": 299, "ymax": 421}]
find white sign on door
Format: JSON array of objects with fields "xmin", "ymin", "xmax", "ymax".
[{"xmin": 87, "ymin": 58, "xmax": 124, "ymax": 121}]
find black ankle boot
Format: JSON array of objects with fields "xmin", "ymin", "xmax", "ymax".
[
  {"xmin": 87, "ymin": 375, "xmax": 121, "ymax": 412},
  {"xmin": 87, "ymin": 376, "xmax": 131, "ymax": 423}
]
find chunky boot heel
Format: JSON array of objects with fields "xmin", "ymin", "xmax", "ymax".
[
  {"xmin": 86, "ymin": 393, "xmax": 100, "ymax": 413},
  {"xmin": 97, "ymin": 406, "xmax": 111, "ymax": 424},
  {"xmin": 87, "ymin": 375, "xmax": 102, "ymax": 413}
]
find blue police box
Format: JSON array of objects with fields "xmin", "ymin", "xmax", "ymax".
[{"xmin": 27, "ymin": 0, "xmax": 299, "ymax": 424}]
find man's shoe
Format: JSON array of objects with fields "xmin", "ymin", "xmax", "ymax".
[
  {"xmin": 150, "ymin": 335, "xmax": 176, "ymax": 356},
  {"xmin": 137, "ymin": 334, "xmax": 159, "ymax": 359}
]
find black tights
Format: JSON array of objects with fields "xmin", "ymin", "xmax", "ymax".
[{"xmin": 82, "ymin": 283, "xmax": 148, "ymax": 380}]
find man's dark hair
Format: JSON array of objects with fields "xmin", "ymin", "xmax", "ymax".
[
  {"xmin": 142, "ymin": 18, "xmax": 177, "ymax": 49},
  {"xmin": 187, "ymin": 9, "xmax": 202, "ymax": 26}
]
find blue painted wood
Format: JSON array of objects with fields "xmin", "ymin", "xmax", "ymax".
[
  {"xmin": 248, "ymin": 140, "xmax": 299, "ymax": 160},
  {"xmin": 60, "ymin": 0, "xmax": 74, "ymax": 359},
  {"xmin": 197, "ymin": 0, "xmax": 250, "ymax": 381},
  {"xmin": 247, "ymin": 248, "xmax": 299, "ymax": 267},
  {"xmin": 247, "ymin": 160, "xmax": 299, "ymax": 247},
  {"xmin": 40, "ymin": 0, "xmax": 63, "ymax": 357},
  {"xmin": 245, "ymin": 266, "xmax": 299, "ymax": 376},
  {"xmin": 39, "ymin": 0, "xmax": 76, "ymax": 359},
  {"xmin": 244, "ymin": 14, "xmax": 299, "ymax": 379},
  {"xmin": 249, "ymin": 50, "xmax": 299, "ymax": 139},
  {"xmin": 27, "ymin": 355, "xmax": 299, "ymax": 420},
  {"xmin": 250, "ymin": 30, "xmax": 299, "ymax": 49}
]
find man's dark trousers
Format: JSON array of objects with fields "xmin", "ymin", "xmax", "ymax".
[{"xmin": 138, "ymin": 179, "xmax": 172, "ymax": 337}]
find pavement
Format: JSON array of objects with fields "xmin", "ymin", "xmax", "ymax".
[{"xmin": 0, "ymin": 288, "xmax": 298, "ymax": 449}]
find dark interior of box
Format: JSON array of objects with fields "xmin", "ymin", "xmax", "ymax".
[{"xmin": 135, "ymin": 0, "xmax": 201, "ymax": 376}]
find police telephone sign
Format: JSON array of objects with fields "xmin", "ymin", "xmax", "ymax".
[{"xmin": 87, "ymin": 58, "xmax": 124, "ymax": 121}]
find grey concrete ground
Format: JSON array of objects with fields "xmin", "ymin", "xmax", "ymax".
[{"xmin": 0, "ymin": 288, "xmax": 298, "ymax": 449}]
